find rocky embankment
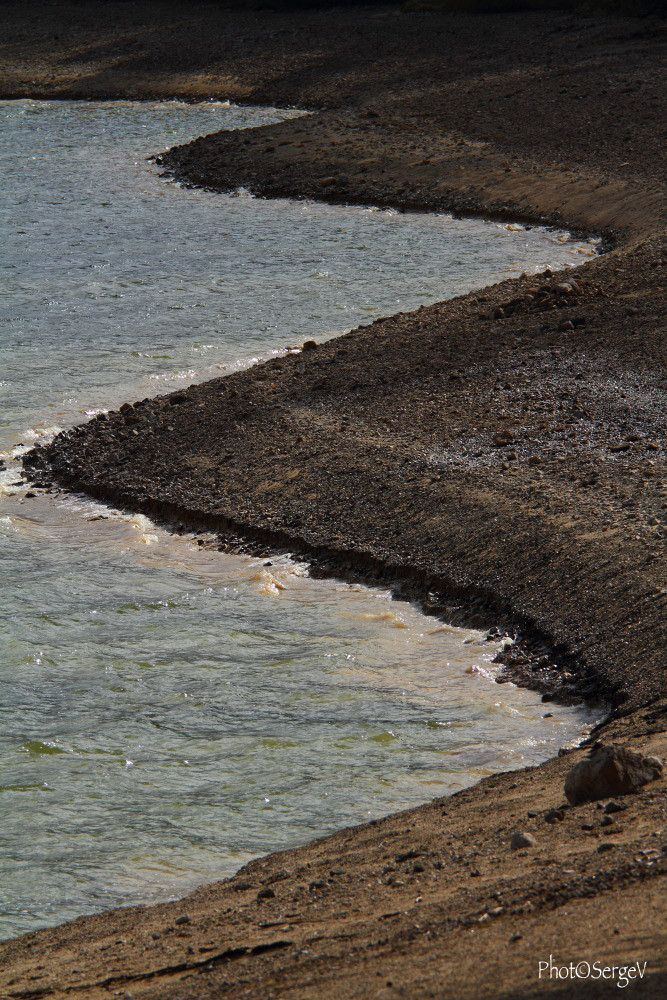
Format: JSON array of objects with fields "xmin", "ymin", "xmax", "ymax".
[
  {"xmin": 24, "ymin": 247, "xmax": 667, "ymax": 715},
  {"xmin": 1, "ymin": 2, "xmax": 666, "ymax": 996}
]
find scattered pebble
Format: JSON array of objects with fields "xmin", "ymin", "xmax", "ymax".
[
  {"xmin": 396, "ymin": 849, "xmax": 422, "ymax": 862},
  {"xmin": 604, "ymin": 801, "xmax": 626, "ymax": 814},
  {"xmin": 493, "ymin": 429, "xmax": 515, "ymax": 447},
  {"xmin": 510, "ymin": 831, "xmax": 537, "ymax": 850}
]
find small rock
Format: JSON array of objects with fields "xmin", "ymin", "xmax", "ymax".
[
  {"xmin": 564, "ymin": 745, "xmax": 663, "ymax": 805},
  {"xmin": 266, "ymin": 869, "xmax": 289, "ymax": 885},
  {"xmin": 544, "ymin": 809, "xmax": 565, "ymax": 824},
  {"xmin": 174, "ymin": 915, "xmax": 190, "ymax": 926},
  {"xmin": 597, "ymin": 842, "xmax": 616, "ymax": 853},
  {"xmin": 492, "ymin": 307, "xmax": 505, "ymax": 320},
  {"xmin": 559, "ymin": 319, "xmax": 575, "ymax": 331},
  {"xmin": 302, "ymin": 340, "xmax": 317, "ymax": 351},
  {"xmin": 604, "ymin": 800, "xmax": 626, "ymax": 814},
  {"xmin": 493, "ymin": 429, "xmax": 515, "ymax": 447},
  {"xmin": 600, "ymin": 815, "xmax": 615, "ymax": 827},
  {"xmin": 256, "ymin": 887, "xmax": 276, "ymax": 901},
  {"xmin": 527, "ymin": 455, "xmax": 542, "ymax": 466},
  {"xmin": 510, "ymin": 933, "xmax": 523, "ymax": 942},
  {"xmin": 510, "ymin": 831, "xmax": 537, "ymax": 850},
  {"xmin": 396, "ymin": 848, "xmax": 422, "ymax": 862}
]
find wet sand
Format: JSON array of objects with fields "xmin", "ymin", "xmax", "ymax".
[{"xmin": 2, "ymin": 3, "xmax": 666, "ymax": 997}]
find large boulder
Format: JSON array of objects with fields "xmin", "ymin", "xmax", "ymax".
[{"xmin": 564, "ymin": 744, "xmax": 663, "ymax": 805}]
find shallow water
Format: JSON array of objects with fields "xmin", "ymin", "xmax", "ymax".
[{"xmin": 0, "ymin": 100, "xmax": 600, "ymax": 939}]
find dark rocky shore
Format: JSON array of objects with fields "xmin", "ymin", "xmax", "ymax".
[{"xmin": 1, "ymin": 2, "xmax": 666, "ymax": 996}]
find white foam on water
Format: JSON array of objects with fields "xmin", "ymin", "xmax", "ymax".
[
  {"xmin": 22, "ymin": 425, "xmax": 64, "ymax": 444},
  {"xmin": 127, "ymin": 513, "xmax": 159, "ymax": 545}
]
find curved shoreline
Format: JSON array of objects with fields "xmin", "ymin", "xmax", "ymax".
[{"xmin": 2, "ymin": 2, "xmax": 666, "ymax": 996}]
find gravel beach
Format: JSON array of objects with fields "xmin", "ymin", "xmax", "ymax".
[{"xmin": 1, "ymin": 3, "xmax": 665, "ymax": 996}]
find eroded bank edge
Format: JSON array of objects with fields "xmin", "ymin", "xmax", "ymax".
[
  {"xmin": 21, "ymin": 445, "xmax": 611, "ymax": 720},
  {"xmin": 16, "ymin": 101, "xmax": 650, "ymax": 760},
  {"xmin": 21, "ymin": 102, "xmax": 620, "ymax": 713}
]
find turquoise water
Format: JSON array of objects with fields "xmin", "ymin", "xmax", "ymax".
[{"xmin": 0, "ymin": 100, "xmax": 600, "ymax": 939}]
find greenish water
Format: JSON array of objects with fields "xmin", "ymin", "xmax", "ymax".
[{"xmin": 0, "ymin": 100, "xmax": 600, "ymax": 939}]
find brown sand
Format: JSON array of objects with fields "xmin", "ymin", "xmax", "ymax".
[{"xmin": 1, "ymin": 3, "xmax": 666, "ymax": 997}]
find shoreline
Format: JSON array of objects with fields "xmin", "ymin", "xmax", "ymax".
[{"xmin": 2, "ymin": 3, "xmax": 665, "ymax": 996}]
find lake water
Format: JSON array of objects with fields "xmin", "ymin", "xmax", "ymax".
[{"xmin": 0, "ymin": 100, "xmax": 600, "ymax": 939}]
